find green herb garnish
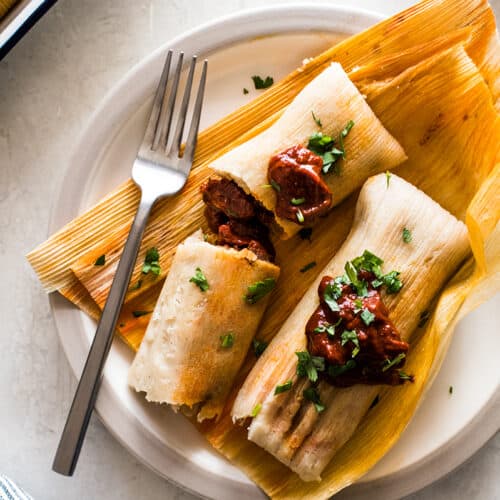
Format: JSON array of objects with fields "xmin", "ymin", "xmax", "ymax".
[
  {"xmin": 360, "ymin": 309, "xmax": 375, "ymax": 326},
  {"xmin": 220, "ymin": 333, "xmax": 234, "ymax": 348},
  {"xmin": 270, "ymin": 179, "xmax": 281, "ymax": 192},
  {"xmin": 296, "ymin": 208, "xmax": 305, "ymax": 223},
  {"xmin": 190, "ymin": 267, "xmax": 209, "ymax": 292},
  {"xmin": 252, "ymin": 339, "xmax": 268, "ymax": 358},
  {"xmin": 402, "ymin": 227, "xmax": 412, "ymax": 243},
  {"xmin": 296, "ymin": 351, "xmax": 325, "ymax": 382},
  {"xmin": 243, "ymin": 88, "xmax": 249, "ymax": 95},
  {"xmin": 345, "ymin": 261, "xmax": 368, "ymax": 296},
  {"xmin": 311, "ymin": 110, "xmax": 322, "ymax": 127},
  {"xmin": 307, "ymin": 120, "xmax": 354, "ymax": 174},
  {"xmin": 341, "ymin": 330, "xmax": 360, "ymax": 357},
  {"xmin": 291, "ymin": 197, "xmax": 306, "ymax": 206},
  {"xmin": 251, "ymin": 403, "xmax": 262, "ymax": 417},
  {"xmin": 300, "ymin": 261, "xmax": 317, "ymax": 273},
  {"xmin": 399, "ymin": 370, "xmax": 413, "ymax": 381},
  {"xmin": 382, "ymin": 353, "xmax": 406, "ymax": 372},
  {"xmin": 94, "ymin": 254, "xmax": 105, "ymax": 266},
  {"xmin": 132, "ymin": 310, "xmax": 151, "ymax": 318},
  {"xmin": 130, "ymin": 279, "xmax": 142, "ymax": 291},
  {"xmin": 385, "ymin": 170, "xmax": 392, "ymax": 188},
  {"xmin": 298, "ymin": 227, "xmax": 312, "ymax": 241},
  {"xmin": 252, "ymin": 75, "xmax": 274, "ymax": 89},
  {"xmin": 314, "ymin": 318, "xmax": 342, "ymax": 337},
  {"xmin": 382, "ymin": 270, "xmax": 403, "ymax": 294},
  {"xmin": 323, "ymin": 281, "xmax": 342, "ymax": 312},
  {"xmin": 303, "ymin": 387, "xmax": 325, "ymax": 413},
  {"xmin": 274, "ymin": 380, "xmax": 293, "ymax": 395},
  {"xmin": 142, "ymin": 247, "xmax": 161, "ymax": 275},
  {"xmin": 328, "ymin": 359, "xmax": 356, "ymax": 378},
  {"xmin": 244, "ymin": 278, "xmax": 276, "ymax": 304}
]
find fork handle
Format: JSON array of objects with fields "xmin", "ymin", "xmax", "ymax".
[{"xmin": 52, "ymin": 192, "xmax": 155, "ymax": 476}]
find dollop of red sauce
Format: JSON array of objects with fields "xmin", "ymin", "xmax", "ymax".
[
  {"xmin": 268, "ymin": 145, "xmax": 332, "ymax": 225},
  {"xmin": 306, "ymin": 273, "xmax": 411, "ymax": 386},
  {"xmin": 201, "ymin": 178, "xmax": 275, "ymax": 262}
]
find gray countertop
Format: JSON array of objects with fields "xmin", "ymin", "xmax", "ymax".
[{"xmin": 1, "ymin": 0, "xmax": 499, "ymax": 499}]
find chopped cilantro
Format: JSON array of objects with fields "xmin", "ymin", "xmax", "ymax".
[
  {"xmin": 270, "ymin": 179, "xmax": 281, "ymax": 192},
  {"xmin": 142, "ymin": 247, "xmax": 161, "ymax": 275},
  {"xmin": 298, "ymin": 227, "xmax": 312, "ymax": 241},
  {"xmin": 243, "ymin": 87, "xmax": 249, "ymax": 95},
  {"xmin": 418, "ymin": 310, "xmax": 430, "ymax": 328},
  {"xmin": 328, "ymin": 359, "xmax": 356, "ymax": 378},
  {"xmin": 296, "ymin": 351, "xmax": 325, "ymax": 382},
  {"xmin": 303, "ymin": 386, "xmax": 325, "ymax": 413},
  {"xmin": 94, "ymin": 254, "xmax": 105, "ymax": 266},
  {"xmin": 311, "ymin": 110, "xmax": 322, "ymax": 127},
  {"xmin": 300, "ymin": 261, "xmax": 317, "ymax": 273},
  {"xmin": 291, "ymin": 197, "xmax": 306, "ymax": 206},
  {"xmin": 399, "ymin": 370, "xmax": 413, "ymax": 381},
  {"xmin": 382, "ymin": 353, "xmax": 406, "ymax": 372},
  {"xmin": 251, "ymin": 403, "xmax": 262, "ymax": 417},
  {"xmin": 274, "ymin": 380, "xmax": 293, "ymax": 395},
  {"xmin": 361, "ymin": 309, "xmax": 375, "ymax": 325},
  {"xmin": 244, "ymin": 277, "xmax": 276, "ymax": 304},
  {"xmin": 132, "ymin": 310, "xmax": 151, "ymax": 318},
  {"xmin": 220, "ymin": 333, "xmax": 234, "ymax": 348},
  {"xmin": 307, "ymin": 120, "xmax": 354, "ymax": 174},
  {"xmin": 345, "ymin": 261, "xmax": 368, "ymax": 296},
  {"xmin": 314, "ymin": 318, "xmax": 342, "ymax": 337},
  {"xmin": 341, "ymin": 330, "xmax": 360, "ymax": 357},
  {"xmin": 252, "ymin": 75, "xmax": 274, "ymax": 89},
  {"xmin": 402, "ymin": 227, "xmax": 412, "ymax": 243},
  {"xmin": 252, "ymin": 339, "xmax": 268, "ymax": 357},
  {"xmin": 323, "ymin": 282, "xmax": 342, "ymax": 312},
  {"xmin": 296, "ymin": 208, "xmax": 305, "ymax": 223},
  {"xmin": 190, "ymin": 267, "xmax": 209, "ymax": 292},
  {"xmin": 130, "ymin": 279, "xmax": 142, "ymax": 291},
  {"xmin": 382, "ymin": 270, "xmax": 403, "ymax": 294}
]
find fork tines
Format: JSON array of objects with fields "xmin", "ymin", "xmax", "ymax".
[{"xmin": 146, "ymin": 50, "xmax": 207, "ymax": 162}]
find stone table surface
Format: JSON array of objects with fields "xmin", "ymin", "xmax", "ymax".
[{"xmin": 1, "ymin": 0, "xmax": 499, "ymax": 499}]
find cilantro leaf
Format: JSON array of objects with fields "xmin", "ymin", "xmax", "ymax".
[
  {"xmin": 244, "ymin": 278, "xmax": 276, "ymax": 304},
  {"xmin": 94, "ymin": 254, "xmax": 105, "ymax": 266},
  {"xmin": 402, "ymin": 227, "xmax": 412, "ymax": 243},
  {"xmin": 311, "ymin": 110, "xmax": 322, "ymax": 127},
  {"xmin": 251, "ymin": 403, "xmax": 262, "ymax": 417},
  {"xmin": 323, "ymin": 282, "xmax": 342, "ymax": 312},
  {"xmin": 341, "ymin": 330, "xmax": 360, "ymax": 352},
  {"xmin": 382, "ymin": 270, "xmax": 403, "ymax": 294},
  {"xmin": 382, "ymin": 353, "xmax": 406, "ymax": 372},
  {"xmin": 189, "ymin": 267, "xmax": 209, "ymax": 292},
  {"xmin": 142, "ymin": 247, "xmax": 161, "ymax": 275},
  {"xmin": 296, "ymin": 351, "xmax": 325, "ymax": 382},
  {"xmin": 220, "ymin": 333, "xmax": 234, "ymax": 348},
  {"xmin": 303, "ymin": 386, "xmax": 325, "ymax": 413},
  {"xmin": 360, "ymin": 309, "xmax": 375, "ymax": 325},
  {"xmin": 328, "ymin": 359, "xmax": 356, "ymax": 378},
  {"xmin": 274, "ymin": 380, "xmax": 293, "ymax": 395},
  {"xmin": 252, "ymin": 75, "xmax": 274, "ymax": 89},
  {"xmin": 252, "ymin": 339, "xmax": 268, "ymax": 358},
  {"xmin": 300, "ymin": 261, "xmax": 317, "ymax": 273}
]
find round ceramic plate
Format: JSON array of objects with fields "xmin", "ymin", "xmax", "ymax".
[{"xmin": 49, "ymin": 5, "xmax": 500, "ymax": 499}]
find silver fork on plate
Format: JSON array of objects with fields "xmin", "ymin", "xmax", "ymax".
[{"xmin": 52, "ymin": 50, "xmax": 208, "ymax": 476}]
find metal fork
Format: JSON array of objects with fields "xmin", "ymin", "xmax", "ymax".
[{"xmin": 52, "ymin": 50, "xmax": 207, "ymax": 476}]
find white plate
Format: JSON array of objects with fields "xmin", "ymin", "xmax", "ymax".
[{"xmin": 49, "ymin": 5, "xmax": 500, "ymax": 499}]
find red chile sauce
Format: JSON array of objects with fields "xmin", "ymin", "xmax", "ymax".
[
  {"xmin": 306, "ymin": 272, "xmax": 411, "ymax": 386},
  {"xmin": 201, "ymin": 178, "xmax": 275, "ymax": 262},
  {"xmin": 268, "ymin": 145, "xmax": 332, "ymax": 225}
]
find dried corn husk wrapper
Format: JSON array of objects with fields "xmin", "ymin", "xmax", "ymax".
[{"xmin": 27, "ymin": 0, "xmax": 500, "ymax": 498}]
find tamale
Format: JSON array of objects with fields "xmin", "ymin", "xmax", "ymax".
[{"xmin": 232, "ymin": 173, "xmax": 470, "ymax": 481}]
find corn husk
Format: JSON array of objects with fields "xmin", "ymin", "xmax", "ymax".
[{"xmin": 26, "ymin": 0, "xmax": 500, "ymax": 497}]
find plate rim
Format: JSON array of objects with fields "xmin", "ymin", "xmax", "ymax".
[{"xmin": 47, "ymin": 4, "xmax": 500, "ymax": 500}]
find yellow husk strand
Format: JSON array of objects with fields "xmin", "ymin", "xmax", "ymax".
[{"xmin": 25, "ymin": 0, "xmax": 500, "ymax": 497}]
